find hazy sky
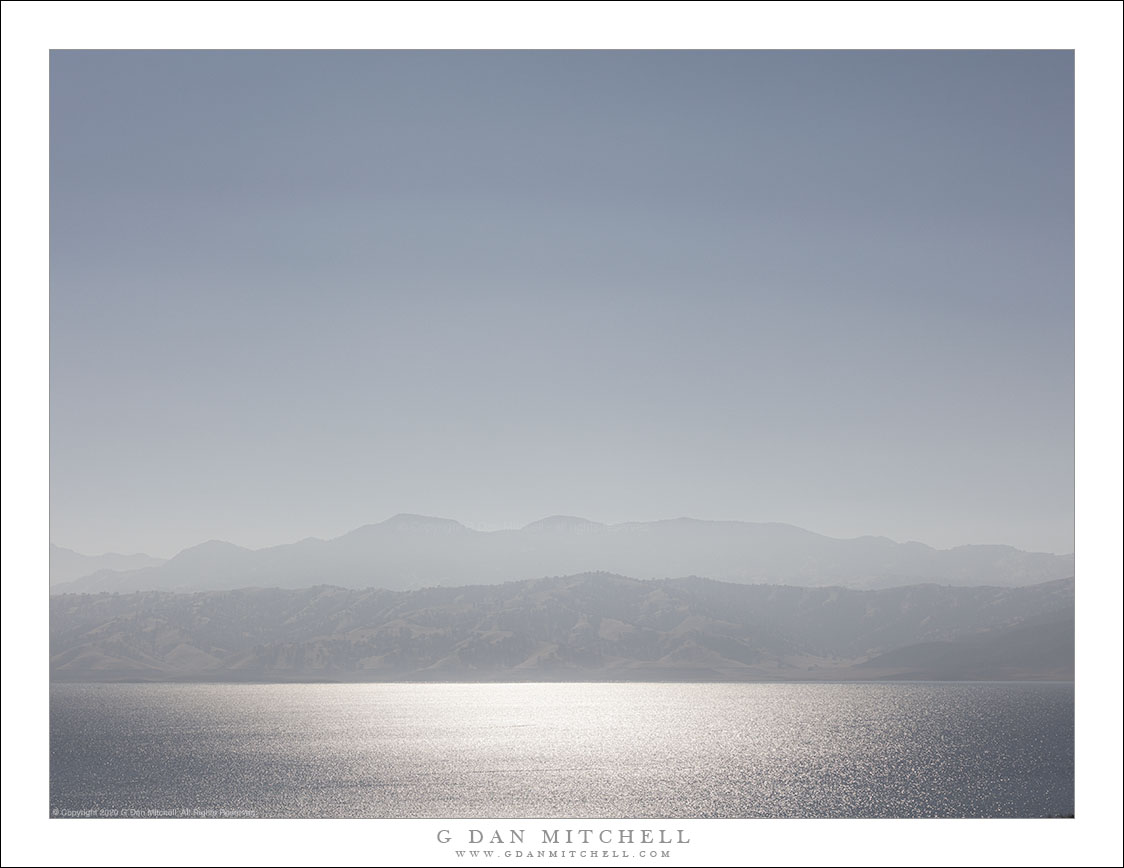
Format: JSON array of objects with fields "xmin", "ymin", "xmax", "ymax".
[{"xmin": 50, "ymin": 50, "xmax": 1074, "ymax": 557}]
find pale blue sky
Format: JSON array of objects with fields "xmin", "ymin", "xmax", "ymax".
[{"xmin": 50, "ymin": 50, "xmax": 1074, "ymax": 557}]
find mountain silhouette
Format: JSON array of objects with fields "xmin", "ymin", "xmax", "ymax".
[
  {"xmin": 49, "ymin": 544, "xmax": 165, "ymax": 585},
  {"xmin": 51, "ymin": 514, "xmax": 1074, "ymax": 594}
]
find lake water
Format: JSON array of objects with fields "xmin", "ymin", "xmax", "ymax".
[{"xmin": 50, "ymin": 681, "xmax": 1073, "ymax": 818}]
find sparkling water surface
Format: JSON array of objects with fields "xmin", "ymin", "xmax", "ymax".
[{"xmin": 50, "ymin": 682, "xmax": 1073, "ymax": 818}]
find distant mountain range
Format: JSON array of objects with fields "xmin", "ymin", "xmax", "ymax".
[
  {"xmin": 50, "ymin": 515, "xmax": 1074, "ymax": 594},
  {"xmin": 49, "ymin": 573, "xmax": 1074, "ymax": 683},
  {"xmin": 49, "ymin": 544, "xmax": 165, "ymax": 586}
]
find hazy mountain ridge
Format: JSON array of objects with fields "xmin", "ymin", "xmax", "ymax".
[
  {"xmin": 49, "ymin": 544, "xmax": 166, "ymax": 585},
  {"xmin": 50, "ymin": 515, "xmax": 1075, "ymax": 594},
  {"xmin": 50, "ymin": 573, "xmax": 1074, "ymax": 682}
]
